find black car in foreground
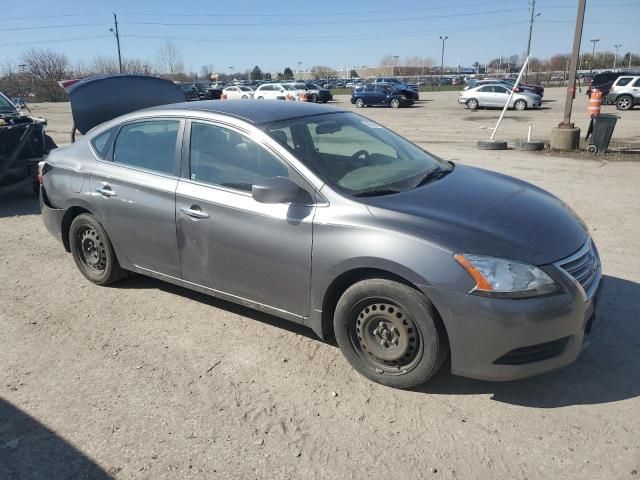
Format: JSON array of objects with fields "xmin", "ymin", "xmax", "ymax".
[{"xmin": 351, "ymin": 84, "xmax": 414, "ymax": 108}]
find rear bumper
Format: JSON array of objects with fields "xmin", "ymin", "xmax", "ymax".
[
  {"xmin": 420, "ymin": 274, "xmax": 601, "ymax": 381},
  {"xmin": 40, "ymin": 186, "xmax": 65, "ymax": 245}
]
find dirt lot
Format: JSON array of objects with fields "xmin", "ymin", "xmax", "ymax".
[{"xmin": 2, "ymin": 88, "xmax": 640, "ymax": 479}]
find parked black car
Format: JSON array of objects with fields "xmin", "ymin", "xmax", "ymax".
[
  {"xmin": 587, "ymin": 71, "xmax": 640, "ymax": 98},
  {"xmin": 304, "ymin": 83, "xmax": 333, "ymax": 103},
  {"xmin": 373, "ymin": 78, "xmax": 419, "ymax": 99},
  {"xmin": 351, "ymin": 84, "xmax": 414, "ymax": 108},
  {"xmin": 180, "ymin": 83, "xmax": 199, "ymax": 101}
]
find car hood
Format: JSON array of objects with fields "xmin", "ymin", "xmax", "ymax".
[{"xmin": 362, "ymin": 164, "xmax": 588, "ymax": 265}]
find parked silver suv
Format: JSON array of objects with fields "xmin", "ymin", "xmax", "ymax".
[{"xmin": 608, "ymin": 75, "xmax": 640, "ymax": 111}]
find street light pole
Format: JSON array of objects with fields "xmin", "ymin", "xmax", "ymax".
[
  {"xmin": 614, "ymin": 44, "xmax": 622, "ymax": 70},
  {"xmin": 109, "ymin": 13, "xmax": 123, "ymax": 74},
  {"xmin": 228, "ymin": 66, "xmax": 234, "ymax": 80},
  {"xmin": 439, "ymin": 35, "xmax": 448, "ymax": 83},
  {"xmin": 590, "ymin": 38, "xmax": 600, "ymax": 72},
  {"xmin": 297, "ymin": 61, "xmax": 302, "ymax": 80},
  {"xmin": 393, "ymin": 55, "xmax": 399, "ymax": 76}
]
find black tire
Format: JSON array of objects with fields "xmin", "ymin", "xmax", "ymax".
[
  {"xmin": 514, "ymin": 99, "xmax": 527, "ymax": 111},
  {"xmin": 519, "ymin": 140, "xmax": 545, "ymax": 151},
  {"xmin": 69, "ymin": 214, "xmax": 126, "ymax": 285},
  {"xmin": 390, "ymin": 98, "xmax": 401, "ymax": 109},
  {"xmin": 466, "ymin": 98, "xmax": 479, "ymax": 110},
  {"xmin": 241, "ymin": 95, "xmax": 248, "ymax": 100},
  {"xmin": 333, "ymin": 279, "xmax": 448, "ymax": 389},
  {"xmin": 477, "ymin": 140, "xmax": 508, "ymax": 150},
  {"xmin": 311, "ymin": 94, "xmax": 318, "ymax": 103},
  {"xmin": 257, "ymin": 96, "xmax": 264, "ymax": 100},
  {"xmin": 355, "ymin": 98, "xmax": 365, "ymax": 108},
  {"xmin": 616, "ymin": 95, "xmax": 633, "ymax": 111}
]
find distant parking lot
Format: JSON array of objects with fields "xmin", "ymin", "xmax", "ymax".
[{"xmin": 2, "ymin": 88, "xmax": 640, "ymax": 479}]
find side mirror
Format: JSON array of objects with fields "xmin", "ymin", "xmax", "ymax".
[{"xmin": 252, "ymin": 177, "xmax": 301, "ymax": 204}]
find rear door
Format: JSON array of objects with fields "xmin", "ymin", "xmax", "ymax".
[
  {"xmin": 175, "ymin": 120, "xmax": 315, "ymax": 316},
  {"xmin": 493, "ymin": 85, "xmax": 511, "ymax": 107},
  {"xmin": 632, "ymin": 78, "xmax": 640, "ymax": 101},
  {"xmin": 89, "ymin": 118, "xmax": 183, "ymax": 277}
]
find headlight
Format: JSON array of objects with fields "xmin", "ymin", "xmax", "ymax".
[{"xmin": 454, "ymin": 254, "xmax": 560, "ymax": 298}]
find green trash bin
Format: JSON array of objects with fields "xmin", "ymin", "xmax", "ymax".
[{"xmin": 586, "ymin": 114, "xmax": 618, "ymax": 154}]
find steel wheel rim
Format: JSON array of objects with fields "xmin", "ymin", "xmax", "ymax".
[
  {"xmin": 75, "ymin": 227, "xmax": 106, "ymax": 273},
  {"xmin": 619, "ymin": 97, "xmax": 631, "ymax": 109},
  {"xmin": 391, "ymin": 99, "xmax": 400, "ymax": 108},
  {"xmin": 349, "ymin": 300, "xmax": 423, "ymax": 375},
  {"xmin": 468, "ymin": 99, "xmax": 477, "ymax": 109},
  {"xmin": 515, "ymin": 100, "xmax": 525, "ymax": 110},
  {"xmin": 356, "ymin": 99, "xmax": 364, "ymax": 107}
]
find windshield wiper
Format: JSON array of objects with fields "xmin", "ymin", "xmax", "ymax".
[
  {"xmin": 412, "ymin": 166, "xmax": 453, "ymax": 189},
  {"xmin": 352, "ymin": 188, "xmax": 404, "ymax": 197}
]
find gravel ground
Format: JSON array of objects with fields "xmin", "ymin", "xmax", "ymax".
[{"xmin": 1, "ymin": 88, "xmax": 640, "ymax": 479}]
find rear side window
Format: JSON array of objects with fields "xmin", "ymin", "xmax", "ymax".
[
  {"xmin": 634, "ymin": 78, "xmax": 640, "ymax": 87},
  {"xmin": 616, "ymin": 77, "xmax": 633, "ymax": 86},
  {"xmin": 112, "ymin": 120, "xmax": 179, "ymax": 175},
  {"xmin": 91, "ymin": 129, "xmax": 113, "ymax": 159}
]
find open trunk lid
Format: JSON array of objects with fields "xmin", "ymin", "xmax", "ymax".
[{"xmin": 59, "ymin": 74, "xmax": 186, "ymax": 134}]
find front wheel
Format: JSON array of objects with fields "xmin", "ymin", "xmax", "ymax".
[
  {"xmin": 466, "ymin": 98, "xmax": 479, "ymax": 110},
  {"xmin": 355, "ymin": 98, "xmax": 365, "ymax": 108},
  {"xmin": 390, "ymin": 98, "xmax": 401, "ymax": 109},
  {"xmin": 333, "ymin": 279, "xmax": 448, "ymax": 389},
  {"xmin": 69, "ymin": 214, "xmax": 126, "ymax": 285},
  {"xmin": 514, "ymin": 99, "xmax": 527, "ymax": 111}
]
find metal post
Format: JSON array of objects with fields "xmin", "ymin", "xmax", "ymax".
[
  {"xmin": 113, "ymin": 13, "xmax": 123, "ymax": 74},
  {"xmin": 439, "ymin": 36, "xmax": 448, "ymax": 83},
  {"xmin": 489, "ymin": 55, "xmax": 530, "ymax": 142},
  {"xmin": 589, "ymin": 38, "xmax": 599, "ymax": 73},
  {"xmin": 393, "ymin": 56, "xmax": 399, "ymax": 76},
  {"xmin": 560, "ymin": 0, "xmax": 587, "ymax": 127},
  {"xmin": 614, "ymin": 44, "xmax": 621, "ymax": 70}
]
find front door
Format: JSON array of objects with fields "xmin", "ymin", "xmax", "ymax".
[
  {"xmin": 89, "ymin": 118, "xmax": 183, "ymax": 277},
  {"xmin": 175, "ymin": 121, "xmax": 315, "ymax": 317}
]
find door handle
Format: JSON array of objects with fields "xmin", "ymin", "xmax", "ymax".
[
  {"xmin": 180, "ymin": 206, "xmax": 210, "ymax": 219},
  {"xmin": 96, "ymin": 186, "xmax": 117, "ymax": 197}
]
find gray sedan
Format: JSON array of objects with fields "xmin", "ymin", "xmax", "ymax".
[
  {"xmin": 40, "ymin": 99, "xmax": 600, "ymax": 389},
  {"xmin": 459, "ymin": 84, "xmax": 542, "ymax": 111}
]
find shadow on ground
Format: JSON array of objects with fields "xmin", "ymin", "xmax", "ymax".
[
  {"xmin": 419, "ymin": 275, "xmax": 640, "ymax": 408},
  {"xmin": 0, "ymin": 189, "xmax": 39, "ymax": 218},
  {"xmin": 117, "ymin": 272, "xmax": 639, "ymax": 408},
  {"xmin": 0, "ymin": 398, "xmax": 112, "ymax": 480}
]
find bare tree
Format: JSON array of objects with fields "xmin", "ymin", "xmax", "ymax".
[
  {"xmin": 379, "ymin": 54, "xmax": 396, "ymax": 67},
  {"xmin": 156, "ymin": 40, "xmax": 185, "ymax": 79},
  {"xmin": 21, "ymin": 48, "xmax": 69, "ymax": 101}
]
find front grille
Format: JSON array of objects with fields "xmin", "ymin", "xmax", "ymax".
[
  {"xmin": 557, "ymin": 241, "xmax": 600, "ymax": 299},
  {"xmin": 494, "ymin": 337, "xmax": 571, "ymax": 365}
]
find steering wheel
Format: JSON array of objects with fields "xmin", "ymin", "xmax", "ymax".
[{"xmin": 351, "ymin": 149, "xmax": 370, "ymax": 160}]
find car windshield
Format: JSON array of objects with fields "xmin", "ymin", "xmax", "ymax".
[
  {"xmin": 0, "ymin": 94, "xmax": 17, "ymax": 113},
  {"xmin": 263, "ymin": 112, "xmax": 450, "ymax": 196}
]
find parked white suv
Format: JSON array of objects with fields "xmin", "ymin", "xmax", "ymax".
[
  {"xmin": 254, "ymin": 83, "xmax": 307, "ymax": 101},
  {"xmin": 222, "ymin": 85, "xmax": 254, "ymax": 100},
  {"xmin": 608, "ymin": 75, "xmax": 640, "ymax": 111}
]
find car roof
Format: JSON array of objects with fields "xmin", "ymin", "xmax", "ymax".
[{"xmin": 150, "ymin": 100, "xmax": 347, "ymax": 125}]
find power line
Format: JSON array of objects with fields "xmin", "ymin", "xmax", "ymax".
[
  {"xmin": 0, "ymin": 35, "xmax": 111, "ymax": 47},
  {"xmin": 0, "ymin": 23, "xmax": 108, "ymax": 32},
  {"xmin": 0, "ymin": 13, "xmax": 98, "ymax": 20}
]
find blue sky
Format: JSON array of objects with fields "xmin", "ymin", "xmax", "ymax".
[{"xmin": 1, "ymin": 0, "xmax": 638, "ymax": 74}]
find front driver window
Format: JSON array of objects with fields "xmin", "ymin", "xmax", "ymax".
[{"xmin": 190, "ymin": 122, "xmax": 289, "ymax": 192}]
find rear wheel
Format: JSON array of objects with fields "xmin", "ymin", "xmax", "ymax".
[
  {"xmin": 69, "ymin": 214, "xmax": 126, "ymax": 285},
  {"xmin": 311, "ymin": 94, "xmax": 318, "ymax": 103},
  {"xmin": 390, "ymin": 98, "xmax": 401, "ymax": 109},
  {"xmin": 333, "ymin": 279, "xmax": 448, "ymax": 389},
  {"xmin": 514, "ymin": 99, "xmax": 527, "ymax": 111},
  {"xmin": 466, "ymin": 98, "xmax": 479, "ymax": 110},
  {"xmin": 616, "ymin": 95, "xmax": 633, "ymax": 111},
  {"xmin": 241, "ymin": 95, "xmax": 248, "ymax": 99},
  {"xmin": 355, "ymin": 98, "xmax": 365, "ymax": 108}
]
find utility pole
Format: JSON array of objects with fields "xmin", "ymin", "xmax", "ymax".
[
  {"xmin": 393, "ymin": 55, "xmax": 399, "ymax": 76},
  {"xmin": 297, "ymin": 61, "xmax": 302, "ymax": 80},
  {"xmin": 589, "ymin": 38, "xmax": 599, "ymax": 72},
  {"xmin": 439, "ymin": 36, "xmax": 448, "ymax": 83},
  {"xmin": 614, "ymin": 44, "xmax": 622, "ymax": 70},
  {"xmin": 551, "ymin": 0, "xmax": 586, "ymax": 151},
  {"xmin": 109, "ymin": 13, "xmax": 123, "ymax": 74},
  {"xmin": 525, "ymin": 0, "xmax": 540, "ymax": 81}
]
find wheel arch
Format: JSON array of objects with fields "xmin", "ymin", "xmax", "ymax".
[
  {"xmin": 316, "ymin": 267, "xmax": 450, "ymax": 349},
  {"xmin": 60, "ymin": 206, "xmax": 94, "ymax": 252}
]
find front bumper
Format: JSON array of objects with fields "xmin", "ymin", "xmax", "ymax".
[
  {"xmin": 40, "ymin": 186, "xmax": 65, "ymax": 245},
  {"xmin": 420, "ymin": 269, "xmax": 601, "ymax": 381}
]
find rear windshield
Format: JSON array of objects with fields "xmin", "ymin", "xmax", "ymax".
[{"xmin": 0, "ymin": 94, "xmax": 17, "ymax": 113}]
